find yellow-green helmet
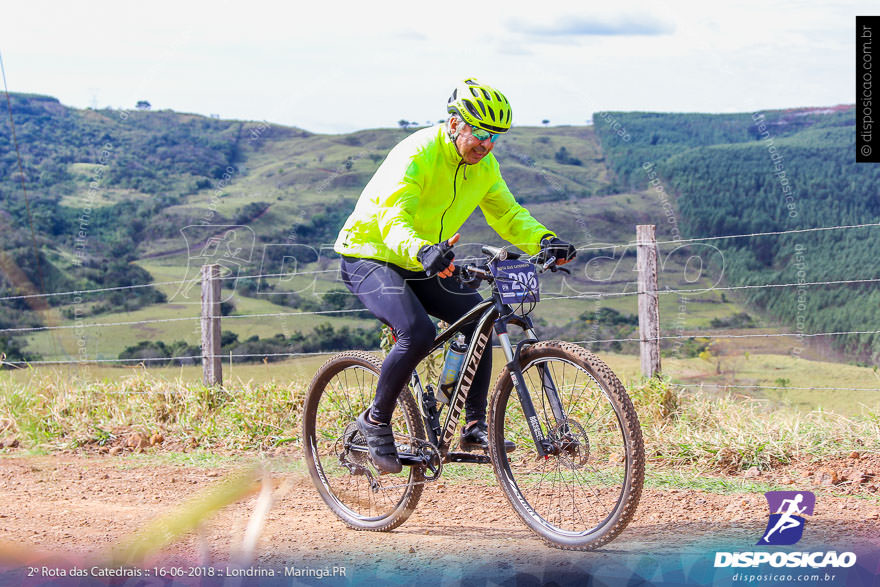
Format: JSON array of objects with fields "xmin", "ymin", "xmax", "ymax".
[{"xmin": 447, "ymin": 78, "xmax": 512, "ymax": 134}]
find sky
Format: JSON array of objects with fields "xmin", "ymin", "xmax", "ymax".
[{"xmin": 1, "ymin": 0, "xmax": 873, "ymax": 133}]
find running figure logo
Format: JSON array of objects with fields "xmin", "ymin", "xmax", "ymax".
[{"xmin": 759, "ymin": 491, "xmax": 815, "ymax": 546}]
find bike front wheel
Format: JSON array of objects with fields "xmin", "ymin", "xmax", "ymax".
[
  {"xmin": 488, "ymin": 340, "xmax": 644, "ymax": 550},
  {"xmin": 302, "ymin": 351, "xmax": 425, "ymax": 531}
]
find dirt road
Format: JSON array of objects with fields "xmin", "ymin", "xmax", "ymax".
[{"xmin": 0, "ymin": 454, "xmax": 878, "ymax": 584}]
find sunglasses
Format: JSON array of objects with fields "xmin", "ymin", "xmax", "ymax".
[{"xmin": 468, "ymin": 124, "xmax": 500, "ymax": 143}]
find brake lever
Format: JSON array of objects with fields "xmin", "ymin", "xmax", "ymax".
[
  {"xmin": 455, "ymin": 264, "xmax": 488, "ymax": 288},
  {"xmin": 539, "ymin": 256, "xmax": 557, "ymax": 273}
]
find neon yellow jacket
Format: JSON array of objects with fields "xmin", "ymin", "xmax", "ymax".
[{"xmin": 334, "ymin": 125, "xmax": 555, "ymax": 271}]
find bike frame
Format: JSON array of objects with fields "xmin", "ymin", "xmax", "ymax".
[{"xmin": 407, "ymin": 279, "xmax": 565, "ymax": 460}]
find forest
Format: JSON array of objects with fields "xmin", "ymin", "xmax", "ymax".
[{"xmin": 594, "ymin": 106, "xmax": 880, "ymax": 358}]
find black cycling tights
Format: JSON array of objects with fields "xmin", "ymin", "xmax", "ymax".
[{"xmin": 340, "ymin": 256, "xmax": 491, "ymax": 425}]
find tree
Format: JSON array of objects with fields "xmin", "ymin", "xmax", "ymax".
[
  {"xmin": 136, "ymin": 100, "xmax": 151, "ymax": 110},
  {"xmin": 554, "ymin": 146, "xmax": 582, "ymax": 166},
  {"xmin": 0, "ymin": 335, "xmax": 36, "ymax": 365},
  {"xmin": 398, "ymin": 119, "xmax": 410, "ymax": 130},
  {"xmin": 542, "ymin": 119, "xmax": 550, "ymax": 126}
]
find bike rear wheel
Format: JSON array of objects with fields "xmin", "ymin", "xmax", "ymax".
[
  {"xmin": 488, "ymin": 341, "xmax": 644, "ymax": 550},
  {"xmin": 302, "ymin": 351, "xmax": 425, "ymax": 531}
]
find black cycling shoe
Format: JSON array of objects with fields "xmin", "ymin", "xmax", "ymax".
[
  {"xmin": 460, "ymin": 421, "xmax": 516, "ymax": 453},
  {"xmin": 356, "ymin": 408, "xmax": 402, "ymax": 474}
]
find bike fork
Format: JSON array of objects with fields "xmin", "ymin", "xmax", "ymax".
[{"xmin": 497, "ymin": 331, "xmax": 558, "ymax": 458}]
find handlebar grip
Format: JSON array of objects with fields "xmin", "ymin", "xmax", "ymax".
[{"xmin": 481, "ymin": 245, "xmax": 521, "ymax": 260}]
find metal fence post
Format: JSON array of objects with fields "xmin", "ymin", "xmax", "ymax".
[
  {"xmin": 201, "ymin": 264, "xmax": 223, "ymax": 386},
  {"xmin": 636, "ymin": 225, "xmax": 661, "ymax": 378}
]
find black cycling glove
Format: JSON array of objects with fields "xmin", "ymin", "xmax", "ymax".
[
  {"xmin": 539, "ymin": 235, "xmax": 577, "ymax": 264},
  {"xmin": 417, "ymin": 241, "xmax": 456, "ymax": 276}
]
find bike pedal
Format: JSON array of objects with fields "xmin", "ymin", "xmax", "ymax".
[
  {"xmin": 445, "ymin": 451, "xmax": 491, "ymax": 464},
  {"xmin": 457, "ymin": 442, "xmax": 487, "ymax": 453}
]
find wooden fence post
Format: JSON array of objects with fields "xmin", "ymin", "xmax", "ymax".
[
  {"xmin": 636, "ymin": 225, "xmax": 661, "ymax": 378},
  {"xmin": 201, "ymin": 264, "xmax": 223, "ymax": 386}
]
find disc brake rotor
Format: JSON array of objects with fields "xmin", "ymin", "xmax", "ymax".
[{"xmin": 551, "ymin": 419, "xmax": 590, "ymax": 468}]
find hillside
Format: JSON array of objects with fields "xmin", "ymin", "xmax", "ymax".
[
  {"xmin": 0, "ymin": 93, "xmax": 872, "ymax": 366},
  {"xmin": 593, "ymin": 106, "xmax": 880, "ymax": 360},
  {"xmin": 0, "ymin": 94, "xmax": 685, "ymax": 363}
]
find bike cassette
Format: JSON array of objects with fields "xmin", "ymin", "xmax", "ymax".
[
  {"xmin": 335, "ymin": 423, "xmax": 370, "ymax": 471},
  {"xmin": 334, "ymin": 423, "xmax": 383, "ymax": 492}
]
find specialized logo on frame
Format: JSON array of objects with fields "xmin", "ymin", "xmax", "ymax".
[{"xmin": 759, "ymin": 491, "xmax": 815, "ymax": 546}]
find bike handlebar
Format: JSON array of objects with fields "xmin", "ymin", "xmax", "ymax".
[
  {"xmin": 453, "ymin": 246, "xmax": 568, "ymax": 287},
  {"xmin": 480, "ymin": 245, "xmax": 521, "ymax": 261}
]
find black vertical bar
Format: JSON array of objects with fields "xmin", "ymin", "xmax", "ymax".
[{"xmin": 856, "ymin": 16, "xmax": 879, "ymax": 163}]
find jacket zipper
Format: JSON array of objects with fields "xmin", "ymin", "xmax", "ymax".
[{"xmin": 439, "ymin": 161, "xmax": 465, "ymax": 241}]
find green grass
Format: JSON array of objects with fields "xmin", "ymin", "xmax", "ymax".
[
  {"xmin": 0, "ymin": 369, "xmax": 308, "ymax": 452},
  {"xmin": 24, "ymin": 275, "xmax": 373, "ymax": 361},
  {"xmin": 59, "ymin": 187, "xmax": 151, "ymax": 208},
  {"xmin": 645, "ymin": 467, "xmax": 790, "ymax": 494},
  {"xmin": 0, "ymin": 354, "xmax": 337, "ymax": 387},
  {"xmin": 665, "ymin": 352, "xmax": 880, "ymax": 415},
  {"xmin": 629, "ymin": 376, "xmax": 880, "ymax": 471},
  {"xmin": 2, "ymin": 361, "xmax": 878, "ymax": 479},
  {"xmin": 9, "ymin": 338, "xmax": 880, "ymax": 417},
  {"xmin": 115, "ymin": 450, "xmax": 247, "ymax": 469},
  {"xmin": 645, "ymin": 467, "xmax": 880, "ymax": 501}
]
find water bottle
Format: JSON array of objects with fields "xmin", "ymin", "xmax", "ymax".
[{"xmin": 437, "ymin": 334, "xmax": 467, "ymax": 404}]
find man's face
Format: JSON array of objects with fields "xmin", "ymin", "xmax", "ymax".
[{"xmin": 451, "ymin": 118, "xmax": 495, "ymax": 165}]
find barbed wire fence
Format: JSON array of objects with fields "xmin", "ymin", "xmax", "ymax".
[{"xmin": 1, "ymin": 222, "xmax": 879, "ymax": 393}]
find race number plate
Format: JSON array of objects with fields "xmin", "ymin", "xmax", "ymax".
[{"xmin": 490, "ymin": 259, "xmax": 540, "ymax": 304}]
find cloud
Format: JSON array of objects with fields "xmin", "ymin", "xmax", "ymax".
[{"xmin": 507, "ymin": 13, "xmax": 675, "ymax": 37}]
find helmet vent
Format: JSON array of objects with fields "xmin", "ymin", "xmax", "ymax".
[
  {"xmin": 487, "ymin": 106, "xmax": 496, "ymax": 122},
  {"xmin": 465, "ymin": 101, "xmax": 481, "ymax": 120}
]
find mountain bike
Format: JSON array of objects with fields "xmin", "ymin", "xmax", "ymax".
[{"xmin": 302, "ymin": 246, "xmax": 644, "ymax": 550}]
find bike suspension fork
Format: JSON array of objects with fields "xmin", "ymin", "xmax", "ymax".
[
  {"xmin": 496, "ymin": 326, "xmax": 551, "ymax": 458},
  {"xmin": 528, "ymin": 332, "xmax": 566, "ymax": 426}
]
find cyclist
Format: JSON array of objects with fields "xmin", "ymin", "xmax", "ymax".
[{"xmin": 334, "ymin": 78, "xmax": 576, "ymax": 473}]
